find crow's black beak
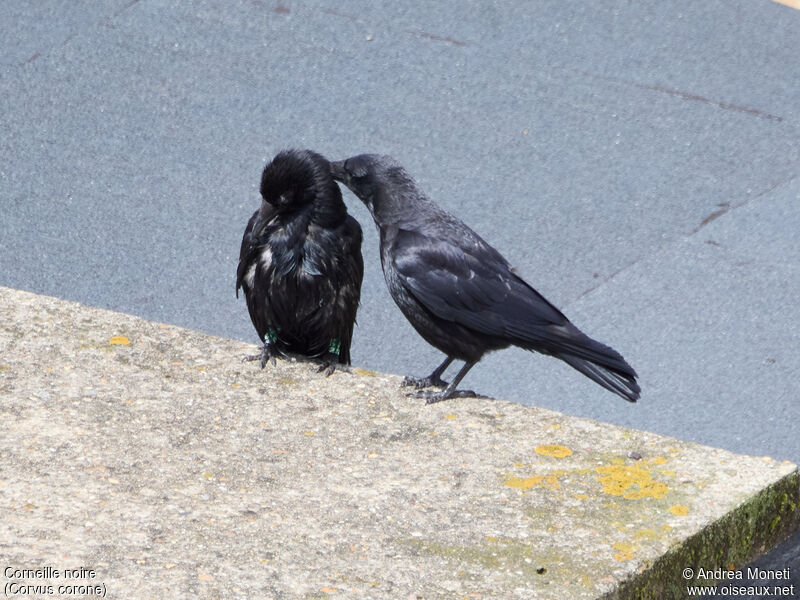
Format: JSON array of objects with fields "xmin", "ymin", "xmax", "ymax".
[{"xmin": 329, "ymin": 160, "xmax": 347, "ymax": 183}]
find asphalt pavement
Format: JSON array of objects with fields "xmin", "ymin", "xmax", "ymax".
[{"xmin": 2, "ymin": 1, "xmax": 798, "ymax": 594}]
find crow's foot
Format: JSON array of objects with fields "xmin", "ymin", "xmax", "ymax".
[
  {"xmin": 316, "ymin": 352, "xmax": 348, "ymax": 377},
  {"xmin": 243, "ymin": 343, "xmax": 278, "ymax": 369},
  {"xmin": 410, "ymin": 388, "xmax": 479, "ymax": 404},
  {"xmin": 402, "ymin": 375, "xmax": 448, "ymax": 389}
]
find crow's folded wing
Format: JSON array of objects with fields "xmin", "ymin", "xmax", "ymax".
[{"xmin": 391, "ymin": 228, "xmax": 570, "ymax": 343}]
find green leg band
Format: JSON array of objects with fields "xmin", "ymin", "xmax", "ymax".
[
  {"xmin": 266, "ymin": 327, "xmax": 278, "ymax": 344},
  {"xmin": 328, "ymin": 338, "xmax": 341, "ymax": 356}
]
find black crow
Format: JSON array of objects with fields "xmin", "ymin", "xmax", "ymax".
[
  {"xmin": 330, "ymin": 154, "xmax": 639, "ymax": 403},
  {"xmin": 237, "ymin": 149, "xmax": 364, "ymax": 375}
]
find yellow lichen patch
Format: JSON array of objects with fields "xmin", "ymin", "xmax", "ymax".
[
  {"xmin": 504, "ymin": 474, "xmax": 561, "ymax": 490},
  {"xmin": 614, "ymin": 550, "xmax": 634, "ymax": 561},
  {"xmin": 595, "ymin": 465, "xmax": 669, "ymax": 500},
  {"xmin": 669, "ymin": 504, "xmax": 690, "ymax": 516},
  {"xmin": 612, "ymin": 541, "xmax": 635, "ymax": 562},
  {"xmin": 573, "ymin": 493, "xmax": 589, "ymax": 501},
  {"xmin": 304, "ymin": 431, "xmax": 315, "ymax": 436},
  {"xmin": 634, "ymin": 528, "xmax": 658, "ymax": 540},
  {"xmin": 649, "ymin": 456, "xmax": 668, "ymax": 465},
  {"xmin": 657, "ymin": 469, "xmax": 676, "ymax": 477},
  {"xmin": 535, "ymin": 444, "xmax": 572, "ymax": 458},
  {"xmin": 108, "ymin": 335, "xmax": 130, "ymax": 345},
  {"xmin": 353, "ymin": 367, "xmax": 377, "ymax": 377},
  {"xmin": 445, "ymin": 414, "xmax": 458, "ymax": 420}
]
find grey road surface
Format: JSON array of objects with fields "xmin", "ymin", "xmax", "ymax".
[{"xmin": 2, "ymin": 1, "xmax": 798, "ymax": 594}]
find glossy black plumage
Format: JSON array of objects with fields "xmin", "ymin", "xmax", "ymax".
[
  {"xmin": 330, "ymin": 154, "xmax": 639, "ymax": 403},
  {"xmin": 237, "ymin": 149, "xmax": 363, "ymax": 373}
]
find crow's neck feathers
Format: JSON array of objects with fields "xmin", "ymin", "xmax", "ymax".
[{"xmin": 370, "ymin": 169, "xmax": 441, "ymax": 229}]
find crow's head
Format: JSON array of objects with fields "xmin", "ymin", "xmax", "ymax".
[
  {"xmin": 260, "ymin": 149, "xmax": 334, "ymax": 211},
  {"xmin": 330, "ymin": 154, "xmax": 420, "ymax": 224}
]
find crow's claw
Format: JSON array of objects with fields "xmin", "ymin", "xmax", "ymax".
[
  {"xmin": 243, "ymin": 343, "xmax": 278, "ymax": 369},
  {"xmin": 316, "ymin": 352, "xmax": 346, "ymax": 377},
  {"xmin": 409, "ymin": 388, "xmax": 480, "ymax": 404},
  {"xmin": 402, "ymin": 375, "xmax": 448, "ymax": 389}
]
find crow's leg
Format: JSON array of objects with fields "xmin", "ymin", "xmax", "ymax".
[
  {"xmin": 243, "ymin": 342, "xmax": 278, "ymax": 369},
  {"xmin": 413, "ymin": 361, "xmax": 481, "ymax": 404},
  {"xmin": 316, "ymin": 338, "xmax": 349, "ymax": 377},
  {"xmin": 402, "ymin": 356, "xmax": 454, "ymax": 389}
]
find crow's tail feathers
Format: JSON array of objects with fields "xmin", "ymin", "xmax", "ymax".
[
  {"xmin": 557, "ymin": 352, "xmax": 640, "ymax": 402},
  {"xmin": 523, "ymin": 327, "xmax": 640, "ymax": 402}
]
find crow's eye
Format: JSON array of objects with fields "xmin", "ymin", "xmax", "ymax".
[{"xmin": 264, "ymin": 192, "xmax": 290, "ymax": 205}]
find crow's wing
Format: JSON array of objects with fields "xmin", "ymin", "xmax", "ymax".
[
  {"xmin": 236, "ymin": 211, "xmax": 261, "ymax": 296},
  {"xmin": 391, "ymin": 228, "xmax": 569, "ymax": 343},
  {"xmin": 392, "ymin": 228, "xmax": 638, "ymax": 399},
  {"xmin": 235, "ymin": 211, "xmax": 274, "ymax": 342},
  {"xmin": 326, "ymin": 214, "xmax": 364, "ymax": 364}
]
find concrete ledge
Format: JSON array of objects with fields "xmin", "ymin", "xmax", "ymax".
[{"xmin": 1, "ymin": 286, "xmax": 797, "ymax": 599}]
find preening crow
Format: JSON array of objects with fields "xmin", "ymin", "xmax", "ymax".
[
  {"xmin": 237, "ymin": 149, "xmax": 364, "ymax": 375},
  {"xmin": 330, "ymin": 154, "xmax": 639, "ymax": 402}
]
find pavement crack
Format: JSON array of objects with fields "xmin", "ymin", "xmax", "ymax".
[
  {"xmin": 570, "ymin": 171, "xmax": 799, "ymax": 305},
  {"xmin": 580, "ymin": 71, "xmax": 784, "ymax": 123},
  {"xmin": 567, "ymin": 257, "xmax": 643, "ymax": 308},
  {"xmin": 405, "ymin": 29, "xmax": 468, "ymax": 46},
  {"xmin": 319, "ymin": 5, "xmax": 468, "ymax": 46},
  {"xmin": 16, "ymin": 1, "xmax": 144, "ymax": 68},
  {"xmin": 692, "ymin": 204, "xmax": 734, "ymax": 234},
  {"xmin": 691, "ymin": 171, "xmax": 799, "ymax": 235},
  {"xmin": 319, "ymin": 7, "xmax": 360, "ymax": 21}
]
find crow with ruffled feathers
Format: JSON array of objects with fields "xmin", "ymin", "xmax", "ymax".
[
  {"xmin": 330, "ymin": 154, "xmax": 639, "ymax": 402},
  {"xmin": 237, "ymin": 149, "xmax": 363, "ymax": 374}
]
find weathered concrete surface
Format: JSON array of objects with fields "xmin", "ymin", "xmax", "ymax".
[{"xmin": 0, "ymin": 286, "xmax": 797, "ymax": 599}]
